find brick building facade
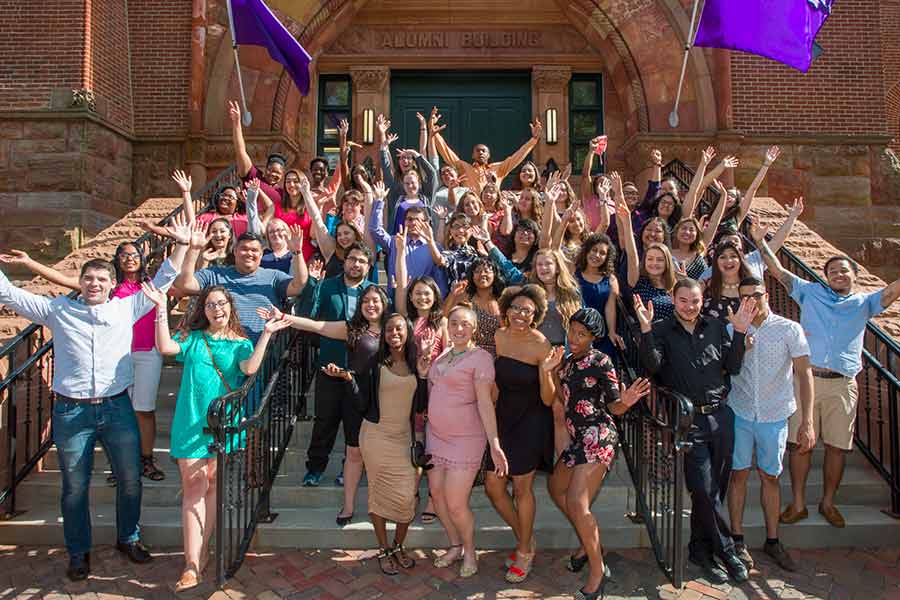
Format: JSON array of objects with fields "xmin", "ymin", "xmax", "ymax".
[{"xmin": 1, "ymin": 0, "xmax": 899, "ymax": 275}]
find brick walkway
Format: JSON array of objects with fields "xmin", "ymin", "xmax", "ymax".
[{"xmin": 2, "ymin": 545, "xmax": 900, "ymax": 600}]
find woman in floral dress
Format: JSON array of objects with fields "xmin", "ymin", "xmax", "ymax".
[{"xmin": 546, "ymin": 307, "xmax": 650, "ymax": 600}]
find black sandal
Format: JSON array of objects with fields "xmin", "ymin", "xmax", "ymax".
[
  {"xmin": 392, "ymin": 543, "xmax": 415, "ymax": 569},
  {"xmin": 567, "ymin": 552, "xmax": 589, "ymax": 573},
  {"xmin": 376, "ymin": 547, "xmax": 399, "ymax": 575},
  {"xmin": 335, "ymin": 511, "xmax": 353, "ymax": 527},
  {"xmin": 141, "ymin": 455, "xmax": 165, "ymax": 481}
]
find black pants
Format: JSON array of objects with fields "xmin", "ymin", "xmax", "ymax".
[
  {"xmin": 684, "ymin": 404, "xmax": 735, "ymax": 561},
  {"xmin": 305, "ymin": 371, "xmax": 362, "ymax": 474}
]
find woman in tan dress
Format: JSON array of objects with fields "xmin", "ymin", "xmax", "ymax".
[{"xmin": 337, "ymin": 313, "xmax": 425, "ymax": 575}]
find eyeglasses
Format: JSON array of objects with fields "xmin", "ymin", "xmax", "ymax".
[
  {"xmin": 118, "ymin": 252, "xmax": 141, "ymax": 259},
  {"xmin": 218, "ymin": 195, "xmax": 238, "ymax": 202},
  {"xmin": 205, "ymin": 300, "xmax": 229, "ymax": 310},
  {"xmin": 515, "ymin": 229, "xmax": 536, "ymax": 237},
  {"xmin": 345, "ymin": 256, "xmax": 369, "ymax": 265},
  {"xmin": 740, "ymin": 291, "xmax": 766, "ymax": 300},
  {"xmin": 508, "ymin": 304, "xmax": 536, "ymax": 316}
]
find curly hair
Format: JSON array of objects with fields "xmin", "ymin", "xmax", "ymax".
[
  {"xmin": 575, "ymin": 233, "xmax": 616, "ymax": 276},
  {"xmin": 499, "ymin": 284, "xmax": 548, "ymax": 328},
  {"xmin": 515, "ymin": 188, "xmax": 543, "ymax": 226},
  {"xmin": 465, "ymin": 257, "xmax": 504, "ymax": 299},
  {"xmin": 177, "ymin": 286, "xmax": 247, "ymax": 341}
]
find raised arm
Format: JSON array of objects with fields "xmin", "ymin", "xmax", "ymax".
[
  {"xmin": 174, "ymin": 224, "xmax": 208, "ymax": 295},
  {"xmin": 141, "ymin": 281, "xmax": 181, "ymax": 356},
  {"xmin": 376, "ymin": 114, "xmax": 397, "ymax": 187},
  {"xmin": 172, "ymin": 169, "xmax": 196, "ymax": 223},
  {"xmin": 539, "ymin": 345, "xmax": 563, "ymax": 407},
  {"xmin": 395, "ymin": 227, "xmax": 411, "ymax": 316},
  {"xmin": 228, "ymin": 100, "xmax": 254, "ymax": 178},
  {"xmin": 366, "ymin": 180, "xmax": 392, "ymax": 250},
  {"xmin": 700, "ymin": 154, "xmax": 738, "ymax": 192},
  {"xmin": 244, "ymin": 179, "xmax": 265, "ymax": 237},
  {"xmin": 338, "ymin": 119, "xmax": 352, "ymax": 195},
  {"xmin": 580, "ymin": 137, "xmax": 601, "ymax": 203},
  {"xmin": 240, "ymin": 318, "xmax": 292, "ymax": 375},
  {"xmin": 683, "ymin": 146, "xmax": 716, "ymax": 220},
  {"xmin": 750, "ymin": 228, "xmax": 795, "ymax": 293},
  {"xmin": 737, "ymin": 146, "xmax": 781, "ymax": 225},
  {"xmin": 541, "ymin": 183, "xmax": 562, "ymax": 249},
  {"xmin": 432, "ymin": 131, "xmax": 465, "ymax": 171},
  {"xmin": 492, "ymin": 118, "xmax": 541, "ymax": 181},
  {"xmin": 415, "ymin": 111, "xmax": 428, "ymax": 157},
  {"xmin": 426, "ymin": 106, "xmax": 444, "ymax": 165},
  {"xmin": 300, "ymin": 177, "xmax": 336, "ymax": 260},
  {"xmin": 767, "ymin": 196, "xmax": 804, "ymax": 253},
  {"xmin": 612, "ymin": 173, "xmax": 640, "ymax": 287},
  {"xmin": 285, "ymin": 225, "xmax": 309, "ymax": 297},
  {"xmin": 701, "ymin": 179, "xmax": 730, "ymax": 248},
  {"xmin": 0, "ymin": 250, "xmax": 79, "ymax": 291},
  {"xmin": 723, "ymin": 298, "xmax": 754, "ymax": 375},
  {"xmin": 257, "ymin": 305, "xmax": 350, "ymax": 340},
  {"xmin": 0, "ymin": 267, "xmax": 53, "ymax": 326}
]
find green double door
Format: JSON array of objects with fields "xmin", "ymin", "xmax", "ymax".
[{"xmin": 390, "ymin": 71, "xmax": 533, "ymax": 172}]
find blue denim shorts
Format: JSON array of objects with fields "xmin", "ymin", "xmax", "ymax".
[{"xmin": 733, "ymin": 414, "xmax": 788, "ymax": 477}]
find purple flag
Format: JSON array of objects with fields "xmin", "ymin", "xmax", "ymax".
[
  {"xmin": 229, "ymin": 0, "xmax": 311, "ymax": 95},
  {"xmin": 694, "ymin": 0, "xmax": 834, "ymax": 72}
]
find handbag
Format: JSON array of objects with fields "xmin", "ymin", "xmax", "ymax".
[{"xmin": 202, "ymin": 334, "xmax": 263, "ymax": 488}]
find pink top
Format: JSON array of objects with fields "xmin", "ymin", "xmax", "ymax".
[
  {"xmin": 413, "ymin": 317, "xmax": 445, "ymax": 363},
  {"xmin": 113, "ymin": 280, "xmax": 155, "ymax": 352},
  {"xmin": 426, "ymin": 347, "xmax": 494, "ymax": 439},
  {"xmin": 274, "ymin": 204, "xmax": 316, "ymax": 260},
  {"xmin": 196, "ymin": 211, "xmax": 248, "ymax": 239},
  {"xmin": 582, "ymin": 194, "xmax": 615, "ymax": 233}
]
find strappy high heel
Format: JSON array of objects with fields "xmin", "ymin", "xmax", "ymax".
[{"xmin": 504, "ymin": 550, "xmax": 535, "ymax": 583}]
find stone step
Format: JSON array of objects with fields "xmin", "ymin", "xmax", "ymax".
[
  {"xmin": 1, "ymin": 503, "xmax": 898, "ymax": 552},
  {"xmin": 20, "ymin": 460, "xmax": 890, "ymax": 510}
]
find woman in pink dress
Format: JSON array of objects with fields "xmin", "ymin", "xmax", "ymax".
[{"xmin": 418, "ymin": 303, "xmax": 508, "ymax": 578}]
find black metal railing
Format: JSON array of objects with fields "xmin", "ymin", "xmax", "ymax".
[
  {"xmin": 206, "ymin": 329, "xmax": 313, "ymax": 588},
  {"xmin": 663, "ymin": 158, "xmax": 722, "ymax": 217},
  {"xmin": 613, "ymin": 299, "xmax": 692, "ymax": 588},
  {"xmin": 0, "ymin": 165, "xmax": 238, "ymax": 517},
  {"xmin": 663, "ymin": 158, "xmax": 900, "ymax": 517},
  {"xmin": 765, "ymin": 247, "xmax": 900, "ymax": 516}
]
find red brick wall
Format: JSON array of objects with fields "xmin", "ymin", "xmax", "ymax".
[
  {"xmin": 128, "ymin": 0, "xmax": 192, "ymax": 138},
  {"xmin": 882, "ymin": 0, "xmax": 900, "ymax": 150},
  {"xmin": 731, "ymin": 0, "xmax": 886, "ymax": 136},
  {"xmin": 0, "ymin": 1, "xmax": 85, "ymax": 110},
  {"xmin": 89, "ymin": 0, "xmax": 134, "ymax": 132}
]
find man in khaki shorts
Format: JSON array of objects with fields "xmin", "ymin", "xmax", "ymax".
[{"xmin": 756, "ymin": 238, "xmax": 900, "ymax": 527}]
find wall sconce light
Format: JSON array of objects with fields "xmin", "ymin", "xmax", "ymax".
[
  {"xmin": 545, "ymin": 108, "xmax": 558, "ymax": 145},
  {"xmin": 362, "ymin": 109, "xmax": 375, "ymax": 145}
]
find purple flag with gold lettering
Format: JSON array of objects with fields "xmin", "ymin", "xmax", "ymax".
[
  {"xmin": 693, "ymin": 0, "xmax": 834, "ymax": 72},
  {"xmin": 229, "ymin": 0, "xmax": 311, "ymax": 95}
]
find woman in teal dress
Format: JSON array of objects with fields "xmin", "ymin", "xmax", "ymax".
[{"xmin": 143, "ymin": 282, "xmax": 288, "ymax": 592}]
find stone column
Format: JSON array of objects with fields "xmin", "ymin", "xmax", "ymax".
[
  {"xmin": 187, "ymin": 0, "xmax": 208, "ymax": 187},
  {"xmin": 350, "ymin": 66, "xmax": 390, "ymax": 168},
  {"xmin": 532, "ymin": 66, "xmax": 572, "ymax": 170}
]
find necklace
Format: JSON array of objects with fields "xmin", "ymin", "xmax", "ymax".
[
  {"xmin": 446, "ymin": 347, "xmax": 470, "ymax": 366},
  {"xmin": 722, "ymin": 281, "xmax": 739, "ymax": 291}
]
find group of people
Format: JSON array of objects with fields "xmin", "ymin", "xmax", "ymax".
[{"xmin": 1, "ymin": 99, "xmax": 899, "ymax": 599}]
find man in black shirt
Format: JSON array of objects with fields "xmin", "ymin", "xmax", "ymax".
[{"xmin": 636, "ymin": 278, "xmax": 757, "ymax": 584}]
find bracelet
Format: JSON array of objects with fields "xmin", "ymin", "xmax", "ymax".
[
  {"xmin": 176, "ymin": 241, "xmax": 189, "ymax": 246},
  {"xmin": 291, "ymin": 250, "xmax": 302, "ymax": 256}
]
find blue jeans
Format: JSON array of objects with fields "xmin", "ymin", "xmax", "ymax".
[{"xmin": 51, "ymin": 391, "xmax": 142, "ymax": 555}]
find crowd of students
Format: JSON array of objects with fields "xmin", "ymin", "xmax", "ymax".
[{"xmin": 1, "ymin": 101, "xmax": 899, "ymax": 599}]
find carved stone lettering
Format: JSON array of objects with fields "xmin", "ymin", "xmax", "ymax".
[{"xmin": 325, "ymin": 27, "xmax": 591, "ymax": 55}]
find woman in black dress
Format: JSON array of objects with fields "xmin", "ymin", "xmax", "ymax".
[
  {"xmin": 484, "ymin": 285, "xmax": 562, "ymax": 584},
  {"xmin": 546, "ymin": 308, "xmax": 650, "ymax": 600}
]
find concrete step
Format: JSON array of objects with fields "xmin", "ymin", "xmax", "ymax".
[
  {"xmin": 1, "ymin": 503, "xmax": 898, "ymax": 552},
  {"xmin": 19, "ymin": 457, "xmax": 891, "ymax": 511}
]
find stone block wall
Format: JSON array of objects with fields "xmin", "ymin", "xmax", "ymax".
[{"xmin": 0, "ymin": 116, "xmax": 133, "ymax": 270}]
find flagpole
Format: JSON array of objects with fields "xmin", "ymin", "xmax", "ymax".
[
  {"xmin": 669, "ymin": 0, "xmax": 702, "ymax": 128},
  {"xmin": 226, "ymin": 0, "xmax": 253, "ymax": 126}
]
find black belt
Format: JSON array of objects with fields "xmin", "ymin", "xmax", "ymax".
[
  {"xmin": 57, "ymin": 394, "xmax": 119, "ymax": 405},
  {"xmin": 812, "ymin": 369, "xmax": 844, "ymax": 379},
  {"xmin": 696, "ymin": 402, "xmax": 722, "ymax": 415}
]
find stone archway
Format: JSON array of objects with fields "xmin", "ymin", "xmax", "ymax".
[{"xmin": 202, "ymin": 0, "xmax": 720, "ymax": 166}]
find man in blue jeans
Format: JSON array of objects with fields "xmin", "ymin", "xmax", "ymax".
[{"xmin": 0, "ymin": 221, "xmax": 190, "ymax": 580}]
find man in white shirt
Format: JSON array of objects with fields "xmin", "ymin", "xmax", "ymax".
[
  {"xmin": 0, "ymin": 221, "xmax": 190, "ymax": 581},
  {"xmin": 726, "ymin": 276, "xmax": 815, "ymax": 572}
]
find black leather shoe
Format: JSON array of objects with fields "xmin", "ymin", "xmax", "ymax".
[
  {"xmin": 116, "ymin": 540, "xmax": 153, "ymax": 564},
  {"xmin": 722, "ymin": 552, "xmax": 750, "ymax": 583},
  {"xmin": 689, "ymin": 554, "xmax": 729, "ymax": 584},
  {"xmin": 67, "ymin": 553, "xmax": 90, "ymax": 581}
]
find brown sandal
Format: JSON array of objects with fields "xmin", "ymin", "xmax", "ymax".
[{"xmin": 174, "ymin": 568, "xmax": 201, "ymax": 592}]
